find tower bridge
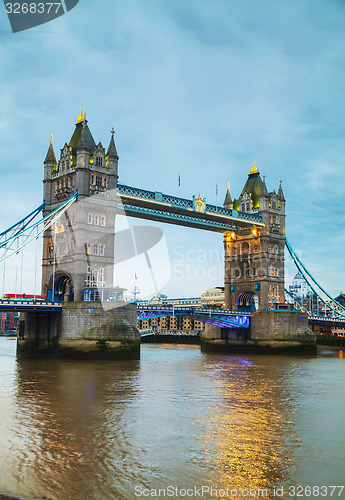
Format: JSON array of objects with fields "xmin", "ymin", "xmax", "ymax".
[{"xmin": 1, "ymin": 108, "xmax": 343, "ymax": 357}]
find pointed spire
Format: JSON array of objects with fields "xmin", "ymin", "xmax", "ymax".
[
  {"xmin": 107, "ymin": 127, "xmax": 119, "ymax": 159},
  {"xmin": 44, "ymin": 133, "xmax": 57, "ymax": 164},
  {"xmin": 278, "ymin": 178, "xmax": 285, "ymax": 201},
  {"xmin": 261, "ymin": 174, "xmax": 268, "ymax": 198},
  {"xmin": 250, "ymin": 160, "xmax": 259, "ymax": 174},
  {"xmin": 77, "ymin": 122, "xmax": 90, "ymax": 151},
  {"xmin": 223, "ymin": 181, "xmax": 233, "ymax": 209},
  {"xmin": 77, "ymin": 105, "xmax": 86, "ymax": 124}
]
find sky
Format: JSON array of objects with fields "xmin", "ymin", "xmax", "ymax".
[{"xmin": 0, "ymin": 0, "xmax": 344, "ymax": 300}]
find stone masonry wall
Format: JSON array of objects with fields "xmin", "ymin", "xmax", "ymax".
[
  {"xmin": 250, "ymin": 310, "xmax": 315, "ymax": 341},
  {"xmin": 60, "ymin": 301, "xmax": 139, "ymax": 341}
]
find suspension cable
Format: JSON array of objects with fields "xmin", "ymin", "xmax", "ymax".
[
  {"xmin": 0, "ymin": 192, "xmax": 77, "ymax": 264},
  {"xmin": 285, "ymin": 239, "xmax": 345, "ymax": 317},
  {"xmin": 34, "ymin": 226, "xmax": 38, "ymax": 301},
  {"xmin": 285, "ymin": 237, "xmax": 345, "ymax": 312},
  {"xmin": 52, "ymin": 223, "xmax": 56, "ymax": 302},
  {"xmin": 20, "ymin": 243, "xmax": 24, "ymax": 295}
]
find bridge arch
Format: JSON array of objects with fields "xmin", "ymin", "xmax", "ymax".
[
  {"xmin": 47, "ymin": 272, "xmax": 74, "ymax": 302},
  {"xmin": 237, "ymin": 291, "xmax": 258, "ymax": 312}
]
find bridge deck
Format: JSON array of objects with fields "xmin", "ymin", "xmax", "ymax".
[
  {"xmin": 117, "ymin": 184, "xmax": 264, "ymax": 232},
  {"xmin": 0, "ymin": 299, "xmax": 62, "ymax": 312}
]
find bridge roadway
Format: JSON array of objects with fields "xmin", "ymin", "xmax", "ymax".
[
  {"xmin": 137, "ymin": 305, "xmax": 250, "ymax": 329},
  {"xmin": 117, "ymin": 183, "xmax": 265, "ymax": 232},
  {"xmin": 0, "ymin": 299, "xmax": 62, "ymax": 312},
  {"xmin": 1, "ymin": 300, "xmax": 345, "ymax": 327}
]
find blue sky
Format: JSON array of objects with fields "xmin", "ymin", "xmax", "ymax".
[{"xmin": 0, "ymin": 0, "xmax": 344, "ymax": 298}]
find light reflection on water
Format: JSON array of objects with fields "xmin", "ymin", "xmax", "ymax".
[{"xmin": 0, "ymin": 339, "xmax": 344, "ymax": 500}]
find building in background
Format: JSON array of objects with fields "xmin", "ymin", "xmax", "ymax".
[
  {"xmin": 288, "ymin": 272, "xmax": 310, "ymax": 300},
  {"xmin": 0, "ymin": 311, "xmax": 19, "ymax": 334},
  {"xmin": 200, "ymin": 287, "xmax": 225, "ymax": 308}
]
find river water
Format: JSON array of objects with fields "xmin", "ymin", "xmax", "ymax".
[{"xmin": 0, "ymin": 338, "xmax": 344, "ymax": 500}]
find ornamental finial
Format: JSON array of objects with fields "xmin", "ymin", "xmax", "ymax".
[
  {"xmin": 77, "ymin": 105, "xmax": 86, "ymax": 123},
  {"xmin": 111, "ymin": 127, "xmax": 115, "ymax": 137},
  {"xmin": 227, "ymin": 181, "xmax": 230, "ymax": 189},
  {"xmin": 250, "ymin": 160, "xmax": 259, "ymax": 174},
  {"xmin": 279, "ymin": 178, "xmax": 282, "ymax": 185},
  {"xmin": 49, "ymin": 133, "xmax": 53, "ymax": 144}
]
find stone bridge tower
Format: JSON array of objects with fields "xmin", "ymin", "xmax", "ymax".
[
  {"xmin": 41, "ymin": 107, "xmax": 119, "ymax": 302},
  {"xmin": 223, "ymin": 162, "xmax": 286, "ymax": 312}
]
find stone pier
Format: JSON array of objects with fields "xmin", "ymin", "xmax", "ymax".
[
  {"xmin": 201, "ymin": 310, "xmax": 317, "ymax": 355},
  {"xmin": 17, "ymin": 302, "xmax": 140, "ymax": 360}
]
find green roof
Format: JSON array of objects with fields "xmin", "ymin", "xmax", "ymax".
[
  {"xmin": 69, "ymin": 121, "xmax": 96, "ymax": 153},
  {"xmin": 234, "ymin": 172, "xmax": 263, "ymax": 209}
]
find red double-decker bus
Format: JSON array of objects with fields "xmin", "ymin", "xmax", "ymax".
[{"xmin": 3, "ymin": 294, "xmax": 46, "ymax": 302}]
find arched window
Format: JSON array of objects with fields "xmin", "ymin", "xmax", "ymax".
[{"xmin": 242, "ymin": 242, "xmax": 250, "ymax": 256}]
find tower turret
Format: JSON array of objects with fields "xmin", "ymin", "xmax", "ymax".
[
  {"xmin": 75, "ymin": 122, "xmax": 91, "ymax": 199},
  {"xmin": 277, "ymin": 178, "xmax": 286, "ymax": 214},
  {"xmin": 259, "ymin": 174, "xmax": 269, "ymax": 211},
  {"xmin": 43, "ymin": 134, "xmax": 57, "ymax": 208},
  {"xmin": 106, "ymin": 128, "xmax": 119, "ymax": 181},
  {"xmin": 223, "ymin": 182, "xmax": 233, "ymax": 209}
]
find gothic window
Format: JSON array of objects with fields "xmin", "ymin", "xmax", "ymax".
[
  {"xmin": 271, "ymin": 199, "xmax": 277, "ymax": 209},
  {"xmin": 96, "ymin": 176, "xmax": 102, "ymax": 187},
  {"xmin": 268, "ymin": 266, "xmax": 273, "ymax": 276},
  {"xmin": 101, "ymin": 215, "xmax": 106, "ymax": 226},
  {"xmin": 246, "ymin": 202, "xmax": 251, "ymax": 212},
  {"xmin": 86, "ymin": 243, "xmax": 91, "ymax": 255},
  {"xmin": 91, "ymin": 174, "xmax": 95, "ymax": 185},
  {"xmin": 87, "ymin": 266, "xmax": 91, "ymax": 286},
  {"xmin": 98, "ymin": 244, "xmax": 105, "ymax": 256},
  {"xmin": 103, "ymin": 176, "xmax": 107, "ymax": 188},
  {"xmin": 242, "ymin": 242, "xmax": 250, "ymax": 256},
  {"xmin": 270, "ymin": 215, "xmax": 273, "ymax": 224},
  {"xmin": 276, "ymin": 215, "xmax": 280, "ymax": 225},
  {"xmin": 94, "ymin": 214, "xmax": 99, "ymax": 225},
  {"xmin": 92, "ymin": 243, "xmax": 98, "ymax": 255},
  {"xmin": 47, "ymin": 240, "xmax": 54, "ymax": 258},
  {"xmin": 254, "ymin": 245, "xmax": 259, "ymax": 253},
  {"xmin": 88, "ymin": 213, "xmax": 93, "ymax": 224},
  {"xmin": 96, "ymin": 157, "xmax": 103, "ymax": 167}
]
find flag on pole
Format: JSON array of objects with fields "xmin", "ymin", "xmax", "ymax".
[
  {"xmin": 178, "ymin": 174, "xmax": 181, "ymax": 187},
  {"xmin": 216, "ymin": 184, "xmax": 218, "ymax": 195}
]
